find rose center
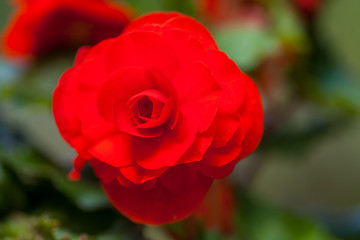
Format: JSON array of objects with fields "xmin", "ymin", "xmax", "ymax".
[
  {"xmin": 126, "ymin": 89, "xmax": 175, "ymax": 130},
  {"xmin": 137, "ymin": 96, "xmax": 153, "ymax": 119}
]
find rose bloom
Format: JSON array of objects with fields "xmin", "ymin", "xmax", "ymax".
[
  {"xmin": 1, "ymin": 0, "xmax": 133, "ymax": 60},
  {"xmin": 53, "ymin": 12, "xmax": 263, "ymax": 225}
]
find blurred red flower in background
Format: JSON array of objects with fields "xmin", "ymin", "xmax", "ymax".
[
  {"xmin": 197, "ymin": 0, "xmax": 321, "ymax": 23},
  {"xmin": 1, "ymin": 0, "xmax": 133, "ymax": 60},
  {"xmin": 53, "ymin": 12, "xmax": 263, "ymax": 225},
  {"xmin": 195, "ymin": 180, "xmax": 236, "ymax": 235}
]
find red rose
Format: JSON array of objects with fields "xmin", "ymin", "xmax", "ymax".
[
  {"xmin": 2, "ymin": 0, "xmax": 133, "ymax": 60},
  {"xmin": 53, "ymin": 12, "xmax": 263, "ymax": 225}
]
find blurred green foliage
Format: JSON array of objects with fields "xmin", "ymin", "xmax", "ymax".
[
  {"xmin": 0, "ymin": 214, "xmax": 85, "ymax": 240},
  {"xmin": 214, "ymin": 26, "xmax": 278, "ymax": 72},
  {"xmin": 122, "ymin": 0, "xmax": 196, "ymax": 16},
  {"xmin": 1, "ymin": 0, "xmax": 360, "ymax": 239},
  {"xmin": 0, "ymin": 1, "xmax": 11, "ymax": 34},
  {"xmin": 0, "ymin": 141, "xmax": 145, "ymax": 239},
  {"xmin": 317, "ymin": 0, "xmax": 360, "ymax": 83},
  {"xmin": 237, "ymin": 195, "xmax": 335, "ymax": 240},
  {"xmin": 1, "ymin": 54, "xmax": 74, "ymax": 107}
]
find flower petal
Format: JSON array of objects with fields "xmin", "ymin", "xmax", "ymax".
[
  {"xmin": 89, "ymin": 134, "xmax": 133, "ymax": 167},
  {"xmin": 135, "ymin": 115, "xmax": 198, "ymax": 169},
  {"xmin": 237, "ymin": 75, "xmax": 264, "ymax": 159},
  {"xmin": 102, "ymin": 167, "xmax": 212, "ymax": 225},
  {"xmin": 119, "ymin": 163, "xmax": 168, "ymax": 184},
  {"xmin": 199, "ymin": 160, "xmax": 238, "ymax": 179},
  {"xmin": 53, "ymin": 68, "xmax": 86, "ymax": 152},
  {"xmin": 177, "ymin": 125, "xmax": 216, "ymax": 164},
  {"xmin": 97, "ymin": 67, "xmax": 173, "ymax": 137},
  {"xmin": 90, "ymin": 159, "xmax": 119, "ymax": 184},
  {"xmin": 97, "ymin": 67, "xmax": 153, "ymax": 120},
  {"xmin": 104, "ymin": 31, "xmax": 179, "ymax": 79},
  {"xmin": 173, "ymin": 62, "xmax": 222, "ymax": 132}
]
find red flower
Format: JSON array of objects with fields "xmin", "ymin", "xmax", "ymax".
[
  {"xmin": 2, "ymin": 0, "xmax": 133, "ymax": 60},
  {"xmin": 195, "ymin": 180, "xmax": 236, "ymax": 235},
  {"xmin": 53, "ymin": 12, "xmax": 263, "ymax": 225}
]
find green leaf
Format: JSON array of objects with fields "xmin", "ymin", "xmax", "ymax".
[
  {"xmin": 0, "ymin": 1, "xmax": 11, "ymax": 34},
  {"xmin": 268, "ymin": 0, "xmax": 309, "ymax": 54},
  {"xmin": 203, "ymin": 231, "xmax": 239, "ymax": 240},
  {"xmin": 0, "ymin": 214, "xmax": 100, "ymax": 240},
  {"xmin": 53, "ymin": 175, "xmax": 109, "ymax": 211},
  {"xmin": 315, "ymin": 68, "xmax": 360, "ymax": 114},
  {"xmin": 120, "ymin": 0, "xmax": 196, "ymax": 16},
  {"xmin": 0, "ymin": 162, "xmax": 27, "ymax": 214},
  {"xmin": 237, "ymin": 196, "xmax": 336, "ymax": 240},
  {"xmin": 1, "ymin": 54, "xmax": 74, "ymax": 107},
  {"xmin": 0, "ymin": 144, "xmax": 107, "ymax": 211}
]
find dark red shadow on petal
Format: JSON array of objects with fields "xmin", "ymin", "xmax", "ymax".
[
  {"xmin": 102, "ymin": 167, "xmax": 212, "ymax": 225},
  {"xmin": 199, "ymin": 160, "xmax": 237, "ymax": 179}
]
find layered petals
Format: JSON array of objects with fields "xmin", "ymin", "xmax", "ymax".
[
  {"xmin": 173, "ymin": 61, "xmax": 222, "ymax": 132},
  {"xmin": 103, "ymin": 165, "xmax": 213, "ymax": 225},
  {"xmin": 104, "ymin": 31, "xmax": 179, "ymax": 79},
  {"xmin": 53, "ymin": 12, "xmax": 263, "ymax": 225}
]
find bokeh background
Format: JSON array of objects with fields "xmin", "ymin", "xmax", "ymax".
[{"xmin": 0, "ymin": 0, "xmax": 360, "ymax": 239}]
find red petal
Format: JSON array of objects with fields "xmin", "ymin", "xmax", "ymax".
[
  {"xmin": 74, "ymin": 46, "xmax": 92, "ymax": 66},
  {"xmin": 162, "ymin": 30, "xmax": 207, "ymax": 65},
  {"xmin": 104, "ymin": 31, "xmax": 179, "ymax": 80},
  {"xmin": 202, "ymin": 143, "xmax": 242, "ymax": 168},
  {"xmin": 53, "ymin": 68, "xmax": 86, "ymax": 152},
  {"xmin": 205, "ymin": 50, "xmax": 246, "ymax": 110},
  {"xmin": 159, "ymin": 163, "xmax": 198, "ymax": 194},
  {"xmin": 204, "ymin": 50, "xmax": 252, "ymax": 148},
  {"xmin": 134, "ymin": 115, "xmax": 197, "ymax": 169},
  {"xmin": 146, "ymin": 67, "xmax": 179, "ymax": 129},
  {"xmin": 90, "ymin": 159, "xmax": 119, "ymax": 184},
  {"xmin": 200, "ymin": 75, "xmax": 263, "ymax": 175},
  {"xmin": 114, "ymin": 102, "xmax": 165, "ymax": 137},
  {"xmin": 58, "ymin": 38, "xmax": 119, "ymax": 147},
  {"xmin": 127, "ymin": 89, "xmax": 174, "ymax": 129},
  {"xmin": 68, "ymin": 155, "xmax": 88, "ymax": 181},
  {"xmin": 164, "ymin": 15, "xmax": 218, "ymax": 50},
  {"xmin": 173, "ymin": 62, "xmax": 222, "ymax": 132},
  {"xmin": 177, "ymin": 125, "xmax": 216, "ymax": 164},
  {"xmin": 71, "ymin": 37, "xmax": 114, "ymax": 89},
  {"xmin": 97, "ymin": 67, "xmax": 154, "ymax": 122},
  {"xmin": 199, "ymin": 160, "xmax": 238, "ymax": 179},
  {"xmin": 201, "ymin": 115, "xmax": 251, "ymax": 168},
  {"xmin": 123, "ymin": 12, "xmax": 217, "ymax": 56},
  {"xmin": 123, "ymin": 12, "xmax": 181, "ymax": 34},
  {"xmin": 119, "ymin": 163, "xmax": 167, "ymax": 184},
  {"xmin": 211, "ymin": 114, "xmax": 240, "ymax": 148},
  {"xmin": 88, "ymin": 134, "xmax": 134, "ymax": 167},
  {"xmin": 102, "ymin": 168, "xmax": 212, "ymax": 225},
  {"xmin": 237, "ymin": 76, "xmax": 264, "ymax": 159},
  {"xmin": 97, "ymin": 67, "xmax": 166, "ymax": 138}
]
